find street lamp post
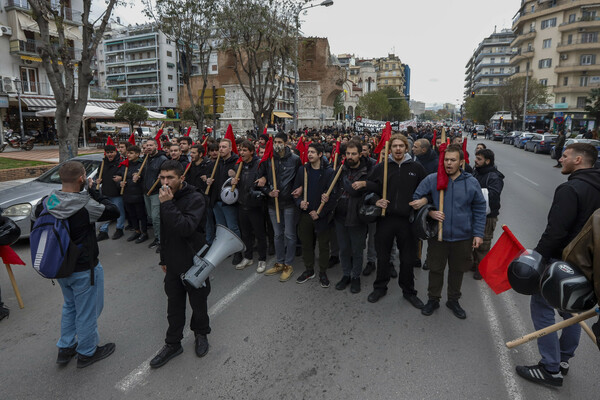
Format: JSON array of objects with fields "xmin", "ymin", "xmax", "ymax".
[
  {"xmin": 293, "ymin": 0, "xmax": 333, "ymax": 132},
  {"xmin": 14, "ymin": 78, "xmax": 25, "ymax": 142}
]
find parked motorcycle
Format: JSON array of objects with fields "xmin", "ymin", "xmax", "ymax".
[{"xmin": 5, "ymin": 130, "xmax": 35, "ymax": 151}]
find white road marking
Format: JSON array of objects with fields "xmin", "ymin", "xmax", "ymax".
[
  {"xmin": 115, "ymin": 272, "xmax": 263, "ymax": 393},
  {"xmin": 513, "ymin": 172, "xmax": 539, "ymax": 187}
]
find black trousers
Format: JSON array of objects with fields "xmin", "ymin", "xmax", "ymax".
[
  {"xmin": 373, "ymin": 216, "xmax": 418, "ymax": 296},
  {"xmin": 239, "ymin": 206, "xmax": 267, "ymax": 261},
  {"xmin": 164, "ymin": 269, "xmax": 211, "ymax": 345},
  {"xmin": 124, "ymin": 201, "xmax": 147, "ymax": 233}
]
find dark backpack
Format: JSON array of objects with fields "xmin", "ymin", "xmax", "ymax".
[{"xmin": 30, "ymin": 199, "xmax": 80, "ymax": 279}]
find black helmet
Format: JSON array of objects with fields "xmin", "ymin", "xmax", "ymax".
[
  {"xmin": 507, "ymin": 250, "xmax": 545, "ymax": 295},
  {"xmin": 358, "ymin": 193, "xmax": 381, "ymax": 224},
  {"xmin": 0, "ymin": 216, "xmax": 21, "ymax": 246},
  {"xmin": 540, "ymin": 261, "xmax": 597, "ymax": 313},
  {"xmin": 411, "ymin": 204, "xmax": 438, "ymax": 240}
]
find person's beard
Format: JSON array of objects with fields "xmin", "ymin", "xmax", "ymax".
[{"xmin": 346, "ymin": 158, "xmax": 358, "ymax": 167}]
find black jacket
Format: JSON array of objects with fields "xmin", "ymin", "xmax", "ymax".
[
  {"xmin": 186, "ymin": 159, "xmax": 212, "ymax": 194},
  {"xmin": 100, "ymin": 155, "xmax": 122, "ymax": 197},
  {"xmin": 334, "ymin": 158, "xmax": 369, "ymax": 227},
  {"xmin": 259, "ymin": 147, "xmax": 301, "ymax": 209},
  {"xmin": 159, "ymin": 182, "xmax": 206, "ymax": 274},
  {"xmin": 366, "ymin": 154, "xmax": 427, "ymax": 218},
  {"xmin": 117, "ymin": 158, "xmax": 144, "ymax": 203},
  {"xmin": 142, "ymin": 152, "xmax": 168, "ymax": 195},
  {"xmin": 293, "ymin": 162, "xmax": 337, "ymax": 232},
  {"xmin": 473, "ymin": 164, "xmax": 505, "ymax": 218},
  {"xmin": 209, "ymin": 153, "xmax": 240, "ymax": 207},
  {"xmin": 535, "ymin": 168, "xmax": 600, "ymax": 260},
  {"xmin": 237, "ymin": 156, "xmax": 264, "ymax": 209},
  {"xmin": 415, "ymin": 149, "xmax": 438, "ymax": 175}
]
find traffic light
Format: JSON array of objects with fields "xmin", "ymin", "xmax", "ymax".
[{"xmin": 471, "ymin": 91, "xmax": 475, "ymax": 98}]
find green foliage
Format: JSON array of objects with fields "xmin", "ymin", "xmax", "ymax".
[
  {"xmin": 584, "ymin": 88, "xmax": 600, "ymax": 125},
  {"xmin": 115, "ymin": 103, "xmax": 149, "ymax": 133},
  {"xmin": 379, "ymin": 87, "xmax": 410, "ymax": 121},
  {"xmin": 418, "ymin": 110, "xmax": 438, "ymax": 121},
  {"xmin": 357, "ymin": 91, "xmax": 391, "ymax": 120},
  {"xmin": 436, "ymin": 108, "xmax": 451, "ymax": 120},
  {"xmin": 464, "ymin": 94, "xmax": 501, "ymax": 124},
  {"xmin": 333, "ymin": 93, "xmax": 345, "ymax": 117},
  {"xmin": 166, "ymin": 109, "xmax": 176, "ymax": 119},
  {"xmin": 497, "ymin": 77, "xmax": 549, "ymax": 125}
]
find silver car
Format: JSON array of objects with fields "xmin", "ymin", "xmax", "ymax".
[{"xmin": 0, "ymin": 154, "xmax": 103, "ymax": 239}]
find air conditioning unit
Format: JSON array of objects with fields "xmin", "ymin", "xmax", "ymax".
[
  {"xmin": 0, "ymin": 26, "xmax": 12, "ymax": 36},
  {"xmin": 561, "ymin": 54, "xmax": 568, "ymax": 60},
  {"xmin": 2, "ymin": 77, "xmax": 16, "ymax": 93},
  {"xmin": 579, "ymin": 28, "xmax": 586, "ymax": 32}
]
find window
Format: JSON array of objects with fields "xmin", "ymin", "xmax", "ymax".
[
  {"xmin": 541, "ymin": 18, "xmax": 557, "ymax": 29},
  {"xmin": 168, "ymin": 87, "xmax": 174, "ymax": 92},
  {"xmin": 500, "ymin": 67, "xmax": 505, "ymax": 73},
  {"xmin": 384, "ymin": 79, "xmax": 388, "ymax": 84},
  {"xmin": 583, "ymin": 10, "xmax": 597, "ymax": 21},
  {"xmin": 499, "ymin": 77, "xmax": 504, "ymax": 83},
  {"xmin": 211, "ymin": 65, "xmax": 217, "ymax": 71},
  {"xmin": 543, "ymin": 39, "xmax": 552, "ymax": 48},
  {"xmin": 20, "ymin": 67, "xmax": 39, "ymax": 94},
  {"xmin": 531, "ymin": 5, "xmax": 534, "ymax": 13},
  {"xmin": 490, "ymin": 57, "xmax": 496, "ymax": 64},
  {"xmin": 580, "ymin": 76, "xmax": 589, "ymax": 86},
  {"xmin": 577, "ymin": 97, "xmax": 587, "ymax": 108},
  {"xmin": 166, "ymin": 39, "xmax": 171, "ymax": 45},
  {"xmin": 168, "ymin": 98, "xmax": 174, "ymax": 103},
  {"xmin": 581, "ymin": 54, "xmax": 596, "ymax": 65},
  {"xmin": 490, "ymin": 68, "xmax": 495, "ymax": 74},
  {"xmin": 561, "ymin": 97, "xmax": 566, "ymax": 103},
  {"xmin": 167, "ymin": 51, "xmax": 173, "ymax": 57},
  {"xmin": 581, "ymin": 32, "xmax": 598, "ymax": 43},
  {"xmin": 563, "ymin": 76, "xmax": 569, "ymax": 86},
  {"xmin": 167, "ymin": 74, "xmax": 173, "ymax": 80},
  {"xmin": 568, "ymin": 14, "xmax": 576, "ymax": 23},
  {"xmin": 500, "ymin": 57, "xmax": 505, "ymax": 63},
  {"xmin": 539, "ymin": 79, "xmax": 547, "ymax": 86},
  {"xmin": 567, "ymin": 34, "xmax": 573, "ymax": 44},
  {"xmin": 538, "ymin": 58, "xmax": 552, "ymax": 68},
  {"xmin": 488, "ymin": 78, "xmax": 493, "ymax": 84}
]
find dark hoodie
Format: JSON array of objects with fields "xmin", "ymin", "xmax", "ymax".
[
  {"xmin": 259, "ymin": 146, "xmax": 301, "ymax": 209},
  {"xmin": 473, "ymin": 164, "xmax": 505, "ymax": 217},
  {"xmin": 100, "ymin": 154, "xmax": 122, "ymax": 197},
  {"xmin": 415, "ymin": 148, "xmax": 438, "ymax": 175},
  {"xmin": 535, "ymin": 168, "xmax": 600, "ymax": 260},
  {"xmin": 333, "ymin": 157, "xmax": 369, "ymax": 227}
]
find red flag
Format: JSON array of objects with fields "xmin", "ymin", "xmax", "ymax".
[
  {"xmin": 118, "ymin": 158, "xmax": 129, "ymax": 168},
  {"xmin": 436, "ymin": 142, "xmax": 449, "ymax": 191},
  {"xmin": 479, "ymin": 226, "xmax": 526, "ymax": 294},
  {"xmin": 462, "ymin": 137, "xmax": 469, "ymax": 165},
  {"xmin": 106, "ymin": 136, "xmax": 115, "ymax": 146},
  {"xmin": 0, "ymin": 245, "xmax": 25, "ymax": 265},
  {"xmin": 330, "ymin": 140, "xmax": 340, "ymax": 163},
  {"xmin": 259, "ymin": 136, "xmax": 273, "ymax": 167},
  {"xmin": 224, "ymin": 124, "xmax": 238, "ymax": 154},
  {"xmin": 432, "ymin": 130, "xmax": 437, "ymax": 147},
  {"xmin": 154, "ymin": 128, "xmax": 163, "ymax": 151},
  {"xmin": 296, "ymin": 137, "xmax": 308, "ymax": 165},
  {"xmin": 184, "ymin": 127, "xmax": 192, "ymax": 137},
  {"xmin": 374, "ymin": 121, "xmax": 392, "ymax": 155},
  {"xmin": 128, "ymin": 132, "xmax": 136, "ymax": 146},
  {"xmin": 200, "ymin": 135, "xmax": 208, "ymax": 154}
]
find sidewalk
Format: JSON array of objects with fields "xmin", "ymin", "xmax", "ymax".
[{"xmin": 0, "ymin": 145, "xmax": 102, "ymax": 163}]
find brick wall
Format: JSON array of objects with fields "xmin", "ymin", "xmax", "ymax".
[{"xmin": 0, "ymin": 165, "xmax": 57, "ymax": 182}]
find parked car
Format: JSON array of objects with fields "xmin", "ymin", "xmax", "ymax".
[
  {"xmin": 550, "ymin": 138, "xmax": 600, "ymax": 159},
  {"xmin": 503, "ymin": 131, "xmax": 521, "ymax": 145},
  {"xmin": 491, "ymin": 130, "xmax": 505, "ymax": 141},
  {"xmin": 474, "ymin": 125, "xmax": 485, "ymax": 134},
  {"xmin": 524, "ymin": 134, "xmax": 558, "ymax": 154},
  {"xmin": 514, "ymin": 132, "xmax": 535, "ymax": 149},
  {"xmin": 0, "ymin": 154, "xmax": 103, "ymax": 239}
]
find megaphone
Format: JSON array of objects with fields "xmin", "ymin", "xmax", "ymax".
[{"xmin": 181, "ymin": 224, "xmax": 245, "ymax": 289}]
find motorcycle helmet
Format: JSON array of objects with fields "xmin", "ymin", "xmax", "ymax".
[
  {"xmin": 540, "ymin": 261, "xmax": 597, "ymax": 313},
  {"xmin": 0, "ymin": 214, "xmax": 21, "ymax": 246},
  {"xmin": 220, "ymin": 178, "xmax": 239, "ymax": 205},
  {"xmin": 358, "ymin": 193, "xmax": 381, "ymax": 224},
  {"xmin": 507, "ymin": 250, "xmax": 545, "ymax": 295},
  {"xmin": 411, "ymin": 204, "xmax": 438, "ymax": 240}
]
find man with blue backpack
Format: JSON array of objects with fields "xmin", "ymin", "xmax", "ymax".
[{"xmin": 31, "ymin": 161, "xmax": 120, "ymax": 368}]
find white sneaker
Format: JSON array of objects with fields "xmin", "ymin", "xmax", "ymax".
[
  {"xmin": 256, "ymin": 261, "xmax": 267, "ymax": 274},
  {"xmin": 235, "ymin": 258, "xmax": 253, "ymax": 270}
]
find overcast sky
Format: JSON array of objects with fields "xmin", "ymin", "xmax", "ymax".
[{"xmin": 106, "ymin": 0, "xmax": 523, "ymax": 107}]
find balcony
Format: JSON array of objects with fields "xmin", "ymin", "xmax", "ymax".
[
  {"xmin": 553, "ymin": 85, "xmax": 600, "ymax": 94},
  {"xmin": 511, "ymin": 70, "xmax": 533, "ymax": 79},
  {"xmin": 5, "ymin": 0, "xmax": 82, "ymax": 24},
  {"xmin": 475, "ymin": 50, "xmax": 513, "ymax": 64},
  {"xmin": 557, "ymin": 39, "xmax": 600, "ymax": 53},
  {"xmin": 510, "ymin": 29, "xmax": 536, "ymax": 47},
  {"xmin": 555, "ymin": 63, "xmax": 600, "ymax": 74},
  {"xmin": 559, "ymin": 16, "xmax": 600, "ymax": 32},
  {"xmin": 9, "ymin": 39, "xmax": 79, "ymax": 59},
  {"xmin": 510, "ymin": 48, "xmax": 534, "ymax": 64},
  {"xmin": 474, "ymin": 82, "xmax": 504, "ymax": 91}
]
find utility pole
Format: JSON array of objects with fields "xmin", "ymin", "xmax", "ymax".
[{"xmin": 522, "ymin": 64, "xmax": 530, "ymax": 131}]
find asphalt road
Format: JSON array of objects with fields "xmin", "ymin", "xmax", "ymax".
[{"xmin": 0, "ymin": 138, "xmax": 597, "ymax": 400}]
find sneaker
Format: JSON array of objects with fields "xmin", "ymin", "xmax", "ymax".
[
  {"xmin": 279, "ymin": 265, "xmax": 294, "ymax": 282},
  {"xmin": 335, "ymin": 276, "xmax": 351, "ymax": 290},
  {"xmin": 446, "ymin": 300, "xmax": 467, "ymax": 319},
  {"xmin": 127, "ymin": 232, "xmax": 141, "ymax": 242},
  {"xmin": 559, "ymin": 362, "xmax": 569, "ymax": 376},
  {"xmin": 112, "ymin": 229, "xmax": 124, "ymax": 240},
  {"xmin": 367, "ymin": 290, "xmax": 386, "ymax": 303},
  {"xmin": 0, "ymin": 305, "xmax": 9, "ymax": 321},
  {"xmin": 265, "ymin": 263, "xmax": 285, "ymax": 276},
  {"xmin": 235, "ymin": 258, "xmax": 253, "ymax": 270},
  {"xmin": 76, "ymin": 343, "xmax": 116, "ymax": 368},
  {"xmin": 148, "ymin": 238, "xmax": 159, "ymax": 249},
  {"xmin": 350, "ymin": 277, "xmax": 361, "ymax": 293},
  {"xmin": 421, "ymin": 299, "xmax": 440, "ymax": 316},
  {"xmin": 473, "ymin": 270, "xmax": 482, "ymax": 280},
  {"xmin": 97, "ymin": 232, "xmax": 109, "ymax": 241},
  {"xmin": 149, "ymin": 343, "xmax": 183, "ymax": 369},
  {"xmin": 516, "ymin": 363, "xmax": 563, "ymax": 387},
  {"xmin": 256, "ymin": 261, "xmax": 267, "ymax": 274},
  {"xmin": 135, "ymin": 233, "xmax": 149, "ymax": 244},
  {"xmin": 56, "ymin": 344, "xmax": 77, "ymax": 365},
  {"xmin": 319, "ymin": 272, "xmax": 330, "ymax": 288},
  {"xmin": 296, "ymin": 270, "xmax": 316, "ymax": 284},
  {"xmin": 194, "ymin": 334, "xmax": 209, "ymax": 358},
  {"xmin": 362, "ymin": 262, "xmax": 376, "ymax": 276}
]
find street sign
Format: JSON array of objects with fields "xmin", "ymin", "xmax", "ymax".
[
  {"xmin": 201, "ymin": 88, "xmax": 226, "ymax": 98},
  {"xmin": 204, "ymin": 105, "xmax": 224, "ymax": 114}
]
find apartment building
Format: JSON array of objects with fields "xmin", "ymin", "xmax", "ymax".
[
  {"xmin": 374, "ymin": 54, "xmax": 409, "ymax": 99},
  {"xmin": 511, "ymin": 0, "xmax": 600, "ymax": 128}
]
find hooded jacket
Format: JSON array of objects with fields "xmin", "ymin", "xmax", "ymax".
[
  {"xmin": 142, "ymin": 151, "xmax": 168, "ymax": 195},
  {"xmin": 473, "ymin": 164, "xmax": 505, "ymax": 217},
  {"xmin": 32, "ymin": 187, "xmax": 120, "ymax": 273},
  {"xmin": 186, "ymin": 158, "xmax": 212, "ymax": 194},
  {"xmin": 237, "ymin": 156, "xmax": 264, "ymax": 209},
  {"xmin": 209, "ymin": 153, "xmax": 240, "ymax": 207},
  {"xmin": 259, "ymin": 146, "xmax": 301, "ymax": 209},
  {"xmin": 535, "ymin": 168, "xmax": 600, "ymax": 260},
  {"xmin": 367, "ymin": 153, "xmax": 427, "ymax": 219},
  {"xmin": 293, "ymin": 161, "xmax": 337, "ymax": 232},
  {"xmin": 159, "ymin": 182, "xmax": 206, "ymax": 275},
  {"xmin": 333, "ymin": 157, "xmax": 369, "ymax": 227},
  {"xmin": 415, "ymin": 148, "xmax": 439, "ymax": 175},
  {"xmin": 100, "ymin": 155, "xmax": 122, "ymax": 197},
  {"xmin": 117, "ymin": 158, "xmax": 144, "ymax": 203},
  {"xmin": 413, "ymin": 170, "xmax": 487, "ymax": 241}
]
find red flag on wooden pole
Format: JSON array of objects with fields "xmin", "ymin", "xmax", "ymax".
[
  {"xmin": 462, "ymin": 137, "xmax": 469, "ymax": 165},
  {"xmin": 374, "ymin": 121, "xmax": 392, "ymax": 156},
  {"xmin": 184, "ymin": 127, "xmax": 192, "ymax": 137},
  {"xmin": 436, "ymin": 142, "xmax": 449, "ymax": 191},
  {"xmin": 258, "ymin": 136, "xmax": 273, "ymax": 167},
  {"xmin": 296, "ymin": 137, "xmax": 308, "ymax": 165},
  {"xmin": 106, "ymin": 136, "xmax": 115, "ymax": 146},
  {"xmin": 154, "ymin": 129, "xmax": 163, "ymax": 151},
  {"xmin": 479, "ymin": 225, "xmax": 526, "ymax": 294},
  {"xmin": 224, "ymin": 124, "xmax": 238, "ymax": 154},
  {"xmin": 128, "ymin": 132, "xmax": 136, "ymax": 146}
]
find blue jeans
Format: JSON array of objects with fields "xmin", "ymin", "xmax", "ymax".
[
  {"xmin": 100, "ymin": 196, "xmax": 126, "ymax": 232},
  {"xmin": 144, "ymin": 194, "xmax": 161, "ymax": 241},
  {"xmin": 268, "ymin": 206, "xmax": 297, "ymax": 265},
  {"xmin": 336, "ymin": 221, "xmax": 367, "ymax": 279},
  {"xmin": 56, "ymin": 263, "xmax": 105, "ymax": 357},
  {"xmin": 530, "ymin": 293, "xmax": 581, "ymax": 372},
  {"xmin": 212, "ymin": 201, "xmax": 241, "ymax": 238}
]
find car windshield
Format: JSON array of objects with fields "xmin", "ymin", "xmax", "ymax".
[{"xmin": 36, "ymin": 159, "xmax": 101, "ymax": 184}]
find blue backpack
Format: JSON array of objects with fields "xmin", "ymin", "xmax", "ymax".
[{"xmin": 30, "ymin": 198, "xmax": 80, "ymax": 279}]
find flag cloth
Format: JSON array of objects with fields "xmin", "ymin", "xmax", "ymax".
[
  {"xmin": 184, "ymin": 127, "xmax": 192, "ymax": 137},
  {"xmin": 479, "ymin": 225, "xmax": 526, "ymax": 294},
  {"xmin": 106, "ymin": 136, "xmax": 115, "ymax": 146},
  {"xmin": 296, "ymin": 137, "xmax": 308, "ymax": 165},
  {"xmin": 432, "ymin": 130, "xmax": 437, "ymax": 147},
  {"xmin": 330, "ymin": 140, "xmax": 340, "ymax": 163},
  {"xmin": 224, "ymin": 124, "xmax": 238, "ymax": 154},
  {"xmin": 0, "ymin": 245, "xmax": 25, "ymax": 265},
  {"xmin": 462, "ymin": 137, "xmax": 469, "ymax": 165},
  {"xmin": 118, "ymin": 158, "xmax": 129, "ymax": 168},
  {"xmin": 128, "ymin": 132, "xmax": 136, "ymax": 146},
  {"xmin": 436, "ymin": 142, "xmax": 449, "ymax": 191},
  {"xmin": 201, "ymin": 135, "xmax": 208, "ymax": 154},
  {"xmin": 154, "ymin": 128, "xmax": 164, "ymax": 151},
  {"xmin": 374, "ymin": 121, "xmax": 392, "ymax": 155},
  {"xmin": 259, "ymin": 136, "xmax": 273, "ymax": 167}
]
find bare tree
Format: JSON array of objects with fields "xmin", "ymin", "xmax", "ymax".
[
  {"xmin": 497, "ymin": 77, "xmax": 549, "ymax": 127},
  {"xmin": 219, "ymin": 0, "xmax": 300, "ymax": 133},
  {"xmin": 144, "ymin": 0, "xmax": 217, "ymax": 133},
  {"xmin": 27, "ymin": 0, "xmax": 120, "ymax": 161}
]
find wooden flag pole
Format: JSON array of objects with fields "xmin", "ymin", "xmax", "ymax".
[
  {"xmin": 96, "ymin": 160, "xmax": 104, "ymax": 190},
  {"xmin": 303, "ymin": 167, "xmax": 308, "ymax": 203},
  {"xmin": 137, "ymin": 153, "xmax": 149, "ymax": 176},
  {"xmin": 573, "ymin": 312, "xmax": 598, "ymax": 343},
  {"xmin": 438, "ymin": 128, "xmax": 447, "ymax": 242},
  {"xmin": 381, "ymin": 140, "xmax": 390, "ymax": 217},
  {"xmin": 120, "ymin": 167, "xmax": 128, "ymax": 195},
  {"xmin": 205, "ymin": 154, "xmax": 220, "ymax": 195},
  {"xmin": 182, "ymin": 162, "xmax": 192, "ymax": 179},
  {"xmin": 271, "ymin": 156, "xmax": 280, "ymax": 223},
  {"xmin": 317, "ymin": 163, "xmax": 343, "ymax": 215},
  {"xmin": 333, "ymin": 140, "xmax": 340, "ymax": 170},
  {"xmin": 5, "ymin": 263, "xmax": 24, "ymax": 309},
  {"xmin": 506, "ymin": 308, "xmax": 598, "ymax": 349},
  {"xmin": 230, "ymin": 162, "xmax": 243, "ymax": 192},
  {"xmin": 147, "ymin": 177, "xmax": 161, "ymax": 196}
]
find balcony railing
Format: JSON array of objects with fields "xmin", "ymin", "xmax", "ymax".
[
  {"xmin": 10, "ymin": 39, "xmax": 79, "ymax": 59},
  {"xmin": 557, "ymin": 39, "xmax": 600, "ymax": 48},
  {"xmin": 5, "ymin": 0, "xmax": 82, "ymax": 23}
]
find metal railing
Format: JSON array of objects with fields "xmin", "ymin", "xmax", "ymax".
[
  {"xmin": 5, "ymin": 0, "xmax": 82, "ymax": 23},
  {"xmin": 10, "ymin": 39, "xmax": 80, "ymax": 59}
]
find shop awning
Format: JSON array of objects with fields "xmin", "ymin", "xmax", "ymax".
[
  {"xmin": 273, "ymin": 111, "xmax": 292, "ymax": 119},
  {"xmin": 17, "ymin": 13, "xmax": 82, "ymax": 41},
  {"xmin": 18, "ymin": 96, "xmax": 122, "ymax": 111}
]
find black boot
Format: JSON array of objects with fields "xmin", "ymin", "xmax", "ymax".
[
  {"xmin": 112, "ymin": 229, "xmax": 124, "ymax": 240},
  {"xmin": 195, "ymin": 334, "xmax": 209, "ymax": 357},
  {"xmin": 127, "ymin": 232, "xmax": 141, "ymax": 242},
  {"xmin": 149, "ymin": 343, "xmax": 182, "ymax": 369}
]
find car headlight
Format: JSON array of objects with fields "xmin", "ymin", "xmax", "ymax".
[{"xmin": 2, "ymin": 203, "xmax": 32, "ymax": 217}]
